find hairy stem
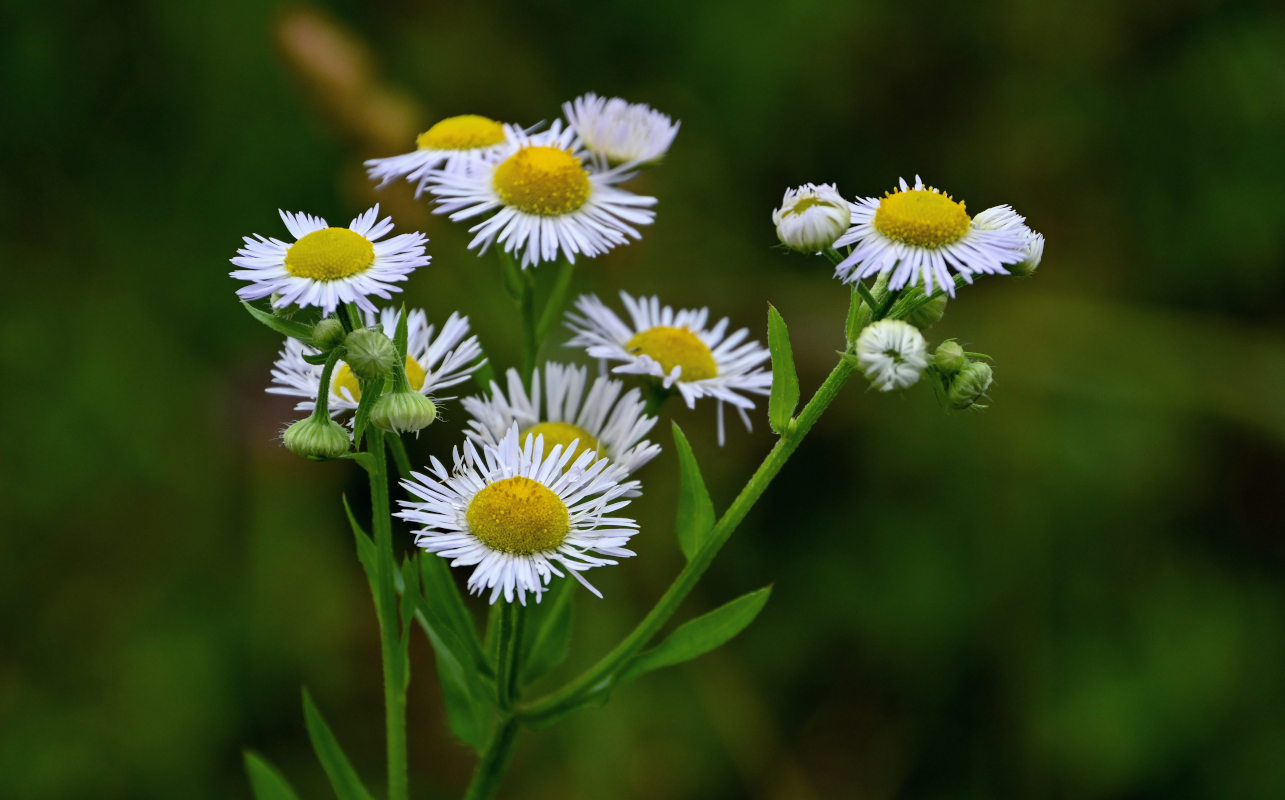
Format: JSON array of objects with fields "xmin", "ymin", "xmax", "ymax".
[{"xmin": 462, "ymin": 717, "xmax": 519, "ymax": 800}]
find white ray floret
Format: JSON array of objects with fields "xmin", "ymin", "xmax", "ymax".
[
  {"xmin": 231, "ymin": 204, "xmax": 430, "ymax": 314},
  {"xmin": 855, "ymin": 320, "xmax": 928, "ymax": 392},
  {"xmin": 562, "ymin": 92, "xmax": 680, "ymax": 167},
  {"xmin": 396, "ymin": 425, "xmax": 639, "ymax": 605},
  {"xmin": 463, "ymin": 362, "xmax": 662, "ymax": 478},
  {"xmin": 834, "ymin": 176, "xmax": 1031, "ymax": 296},
  {"xmin": 565, "ymin": 292, "xmax": 772, "ymax": 445},
  {"xmin": 268, "ymin": 307, "xmax": 482, "ymax": 418},
  {"xmin": 364, "ymin": 114, "xmax": 516, "ymax": 196},
  {"xmin": 424, "ymin": 121, "xmax": 657, "ymax": 268}
]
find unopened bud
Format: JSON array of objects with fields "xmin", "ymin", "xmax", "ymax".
[
  {"xmin": 904, "ymin": 292, "xmax": 948, "ymax": 329},
  {"xmin": 312, "ymin": 318, "xmax": 346, "ymax": 350},
  {"xmin": 1010, "ymin": 231, "xmax": 1044, "ymax": 277},
  {"xmin": 282, "ymin": 415, "xmax": 351, "ymax": 459},
  {"xmin": 344, "ymin": 327, "xmax": 398, "ymax": 381},
  {"xmin": 370, "ymin": 389, "xmax": 437, "ymax": 435},
  {"xmin": 772, "ymin": 183, "xmax": 852, "ymax": 253},
  {"xmin": 933, "ymin": 340, "xmax": 967, "ymax": 374},
  {"xmin": 270, "ymin": 293, "xmax": 297, "ymax": 319},
  {"xmin": 947, "ymin": 362, "xmax": 993, "ymax": 410}
]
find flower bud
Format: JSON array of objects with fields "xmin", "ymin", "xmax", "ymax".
[
  {"xmin": 903, "ymin": 291, "xmax": 948, "ymax": 329},
  {"xmin": 1010, "ymin": 231, "xmax": 1044, "ymax": 277},
  {"xmin": 312, "ymin": 318, "xmax": 346, "ymax": 350},
  {"xmin": 933, "ymin": 340, "xmax": 967, "ymax": 374},
  {"xmin": 855, "ymin": 319, "xmax": 927, "ymax": 391},
  {"xmin": 270, "ymin": 293, "xmax": 297, "ymax": 318},
  {"xmin": 282, "ymin": 415, "xmax": 351, "ymax": 459},
  {"xmin": 772, "ymin": 183, "xmax": 851, "ymax": 253},
  {"xmin": 344, "ymin": 327, "xmax": 398, "ymax": 381},
  {"xmin": 947, "ymin": 362, "xmax": 993, "ymax": 410},
  {"xmin": 370, "ymin": 389, "xmax": 437, "ymax": 435}
]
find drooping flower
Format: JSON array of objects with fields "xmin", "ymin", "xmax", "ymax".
[
  {"xmin": 364, "ymin": 114, "xmax": 513, "ymax": 195},
  {"xmin": 855, "ymin": 319, "xmax": 928, "ymax": 391},
  {"xmin": 562, "ymin": 93, "xmax": 679, "ymax": 166}
]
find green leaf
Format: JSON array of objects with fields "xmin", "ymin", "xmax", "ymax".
[
  {"xmin": 521, "ymin": 578, "xmax": 575, "ymax": 685},
  {"xmin": 341, "ymin": 494, "xmax": 376, "ymax": 593},
  {"xmin": 242, "ymin": 302, "xmax": 316, "ymax": 344},
  {"xmin": 766, "ymin": 305, "xmax": 799, "ymax": 434},
  {"xmin": 393, "ymin": 303, "xmax": 408, "ymax": 361},
  {"xmin": 672, "ymin": 423, "xmax": 715, "ymax": 561},
  {"xmin": 350, "ymin": 377, "xmax": 385, "ymax": 449},
  {"xmin": 623, "ymin": 585, "xmax": 772, "ymax": 682},
  {"xmin": 419, "ymin": 554, "xmax": 488, "ymax": 676},
  {"xmin": 300, "ymin": 689, "xmax": 373, "ymax": 800},
  {"xmin": 419, "ymin": 616, "xmax": 493, "ymax": 751},
  {"xmin": 244, "ymin": 751, "xmax": 301, "ymax": 800}
]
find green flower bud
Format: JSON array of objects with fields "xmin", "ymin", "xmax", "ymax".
[
  {"xmin": 947, "ymin": 362, "xmax": 993, "ymax": 410},
  {"xmin": 344, "ymin": 327, "xmax": 398, "ymax": 381},
  {"xmin": 282, "ymin": 415, "xmax": 351, "ymax": 459},
  {"xmin": 933, "ymin": 340, "xmax": 967, "ymax": 374},
  {"xmin": 1010, "ymin": 232, "xmax": 1044, "ymax": 278},
  {"xmin": 312, "ymin": 318, "xmax": 346, "ymax": 350},
  {"xmin": 370, "ymin": 389, "xmax": 437, "ymax": 434},
  {"xmin": 269, "ymin": 293, "xmax": 297, "ymax": 319},
  {"xmin": 904, "ymin": 292, "xmax": 948, "ymax": 329}
]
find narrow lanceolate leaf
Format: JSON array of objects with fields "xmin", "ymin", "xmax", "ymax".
[
  {"xmin": 766, "ymin": 305, "xmax": 799, "ymax": 434},
  {"xmin": 244, "ymin": 751, "xmax": 301, "ymax": 800},
  {"xmin": 672, "ymin": 423, "xmax": 715, "ymax": 561},
  {"xmin": 522, "ymin": 578, "xmax": 575, "ymax": 685},
  {"xmin": 419, "ymin": 555, "xmax": 489, "ymax": 677},
  {"xmin": 243, "ymin": 302, "xmax": 315, "ymax": 344},
  {"xmin": 622, "ymin": 585, "xmax": 772, "ymax": 682},
  {"xmin": 419, "ymin": 616, "xmax": 493, "ymax": 751},
  {"xmin": 350, "ymin": 376, "xmax": 385, "ymax": 449},
  {"xmin": 341, "ymin": 494, "xmax": 376, "ymax": 594},
  {"xmin": 300, "ymin": 689, "xmax": 374, "ymax": 800},
  {"xmin": 393, "ymin": 303, "xmax": 409, "ymax": 361}
]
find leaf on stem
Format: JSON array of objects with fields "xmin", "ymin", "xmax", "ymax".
[
  {"xmin": 672, "ymin": 423, "xmax": 715, "ymax": 561},
  {"xmin": 621, "ymin": 585, "xmax": 772, "ymax": 682},
  {"xmin": 244, "ymin": 751, "xmax": 301, "ymax": 800},
  {"xmin": 766, "ymin": 305, "xmax": 799, "ymax": 434},
  {"xmin": 242, "ymin": 302, "xmax": 315, "ymax": 344},
  {"xmin": 350, "ymin": 377, "xmax": 385, "ymax": 449},
  {"xmin": 393, "ymin": 303, "xmax": 408, "ymax": 361},
  {"xmin": 300, "ymin": 688, "xmax": 374, "ymax": 800}
]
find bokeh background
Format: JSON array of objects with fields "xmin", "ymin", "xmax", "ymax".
[{"xmin": 4, "ymin": 0, "xmax": 1285, "ymax": 797}]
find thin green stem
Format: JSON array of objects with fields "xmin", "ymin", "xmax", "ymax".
[
  {"xmin": 312, "ymin": 347, "xmax": 345, "ymax": 419},
  {"xmin": 494, "ymin": 603, "xmax": 525, "ymax": 711},
  {"xmin": 387, "ymin": 433, "xmax": 412, "ymax": 480},
  {"xmin": 462, "ymin": 717, "xmax": 519, "ymax": 800},
  {"xmin": 519, "ymin": 271, "xmax": 538, "ymax": 383},
  {"xmin": 519, "ymin": 355, "xmax": 858, "ymax": 723},
  {"xmin": 642, "ymin": 381, "xmax": 674, "ymax": 417},
  {"xmin": 535, "ymin": 260, "xmax": 576, "ymax": 342},
  {"xmin": 366, "ymin": 430, "xmax": 409, "ymax": 800}
]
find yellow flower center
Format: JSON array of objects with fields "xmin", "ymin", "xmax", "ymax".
[
  {"xmin": 284, "ymin": 228, "xmax": 375, "ymax": 280},
  {"xmin": 332, "ymin": 355, "xmax": 426, "ymax": 402},
  {"xmin": 625, "ymin": 326, "xmax": 718, "ymax": 381},
  {"xmin": 523, "ymin": 421, "xmax": 602, "ymax": 464},
  {"xmin": 416, "ymin": 114, "xmax": 507, "ymax": 151},
  {"xmin": 466, "ymin": 475, "xmax": 570, "ymax": 555},
  {"xmin": 873, "ymin": 188, "xmax": 971, "ymax": 248},
  {"xmin": 492, "ymin": 146, "xmax": 591, "ymax": 216}
]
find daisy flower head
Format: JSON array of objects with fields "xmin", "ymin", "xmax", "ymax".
[
  {"xmin": 424, "ymin": 121, "xmax": 657, "ymax": 268},
  {"xmin": 364, "ymin": 114, "xmax": 513, "ymax": 196},
  {"xmin": 565, "ymin": 292, "xmax": 773, "ymax": 445},
  {"xmin": 855, "ymin": 319, "xmax": 928, "ymax": 392},
  {"xmin": 973, "ymin": 204, "xmax": 1044, "ymax": 277},
  {"xmin": 463, "ymin": 362, "xmax": 662, "ymax": 478},
  {"xmin": 396, "ymin": 425, "xmax": 639, "ymax": 604},
  {"xmin": 833, "ymin": 176, "xmax": 1031, "ymax": 296},
  {"xmin": 773, "ymin": 182, "xmax": 854, "ymax": 253},
  {"xmin": 231, "ymin": 205, "xmax": 430, "ymax": 314},
  {"xmin": 562, "ymin": 93, "xmax": 680, "ymax": 167},
  {"xmin": 268, "ymin": 307, "xmax": 483, "ymax": 418}
]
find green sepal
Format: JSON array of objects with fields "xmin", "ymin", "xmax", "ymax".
[
  {"xmin": 244, "ymin": 751, "xmax": 301, "ymax": 800},
  {"xmin": 521, "ymin": 578, "xmax": 575, "ymax": 685},
  {"xmin": 243, "ymin": 302, "xmax": 315, "ymax": 344},
  {"xmin": 766, "ymin": 304, "xmax": 800, "ymax": 434},
  {"xmin": 300, "ymin": 688, "xmax": 374, "ymax": 800},
  {"xmin": 622, "ymin": 585, "xmax": 772, "ymax": 682},
  {"xmin": 672, "ymin": 423, "xmax": 715, "ymax": 561}
]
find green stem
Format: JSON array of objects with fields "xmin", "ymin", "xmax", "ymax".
[
  {"xmin": 387, "ymin": 433, "xmax": 412, "ymax": 480},
  {"xmin": 642, "ymin": 381, "xmax": 674, "ymax": 417},
  {"xmin": 494, "ymin": 603, "xmax": 525, "ymax": 711},
  {"xmin": 367, "ymin": 430, "xmax": 409, "ymax": 800},
  {"xmin": 519, "ymin": 271, "xmax": 538, "ymax": 383},
  {"xmin": 535, "ymin": 260, "xmax": 576, "ymax": 342},
  {"xmin": 312, "ymin": 347, "xmax": 345, "ymax": 419},
  {"xmin": 519, "ymin": 355, "xmax": 858, "ymax": 723},
  {"xmin": 462, "ymin": 717, "xmax": 519, "ymax": 800}
]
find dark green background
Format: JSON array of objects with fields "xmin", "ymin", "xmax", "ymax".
[{"xmin": 4, "ymin": 0, "xmax": 1285, "ymax": 797}]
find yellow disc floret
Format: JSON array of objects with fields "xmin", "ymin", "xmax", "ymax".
[
  {"xmin": 524, "ymin": 421, "xmax": 602, "ymax": 464},
  {"xmin": 466, "ymin": 476, "xmax": 570, "ymax": 554},
  {"xmin": 332, "ymin": 355, "xmax": 426, "ymax": 402},
  {"xmin": 493, "ymin": 146, "xmax": 591, "ymax": 216},
  {"xmin": 873, "ymin": 188, "xmax": 971, "ymax": 248},
  {"xmin": 626, "ymin": 326, "xmax": 718, "ymax": 381},
  {"xmin": 416, "ymin": 115, "xmax": 507, "ymax": 151},
  {"xmin": 284, "ymin": 228, "xmax": 375, "ymax": 280}
]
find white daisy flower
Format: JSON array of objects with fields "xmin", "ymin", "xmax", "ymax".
[
  {"xmin": 973, "ymin": 204, "xmax": 1044, "ymax": 276},
  {"xmin": 424, "ymin": 121, "xmax": 657, "ymax": 268},
  {"xmin": 364, "ymin": 114, "xmax": 513, "ymax": 196},
  {"xmin": 463, "ymin": 362, "xmax": 662, "ymax": 478},
  {"xmin": 396, "ymin": 425, "xmax": 639, "ymax": 604},
  {"xmin": 231, "ymin": 205, "xmax": 430, "ymax": 314},
  {"xmin": 267, "ymin": 307, "xmax": 482, "ymax": 417},
  {"xmin": 855, "ymin": 320, "xmax": 928, "ymax": 392},
  {"xmin": 565, "ymin": 292, "xmax": 773, "ymax": 445},
  {"xmin": 772, "ymin": 182, "xmax": 854, "ymax": 253},
  {"xmin": 562, "ymin": 93, "xmax": 679, "ymax": 166},
  {"xmin": 834, "ymin": 176, "xmax": 1030, "ymax": 296}
]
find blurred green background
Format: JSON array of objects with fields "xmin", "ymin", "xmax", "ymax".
[{"xmin": 4, "ymin": 0, "xmax": 1285, "ymax": 797}]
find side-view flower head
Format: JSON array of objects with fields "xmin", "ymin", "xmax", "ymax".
[
  {"xmin": 396, "ymin": 425, "xmax": 639, "ymax": 605},
  {"xmin": 773, "ymin": 182, "xmax": 854, "ymax": 253},
  {"xmin": 364, "ymin": 114, "xmax": 514, "ymax": 196},
  {"xmin": 268, "ymin": 307, "xmax": 482, "ymax": 418},
  {"xmin": 855, "ymin": 319, "xmax": 928, "ymax": 391},
  {"xmin": 462, "ymin": 362, "xmax": 662, "ymax": 478},
  {"xmin": 231, "ymin": 204, "xmax": 430, "ymax": 313},
  {"xmin": 565, "ymin": 292, "xmax": 772, "ymax": 445},
  {"xmin": 833, "ymin": 176, "xmax": 1031, "ymax": 295},
  {"xmin": 424, "ymin": 121, "xmax": 657, "ymax": 268},
  {"xmin": 562, "ymin": 92, "xmax": 680, "ymax": 166}
]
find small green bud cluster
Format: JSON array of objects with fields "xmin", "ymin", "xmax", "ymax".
[
  {"xmin": 283, "ymin": 415, "xmax": 351, "ymax": 459},
  {"xmin": 930, "ymin": 340, "xmax": 993, "ymax": 410},
  {"xmin": 344, "ymin": 327, "xmax": 399, "ymax": 381}
]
